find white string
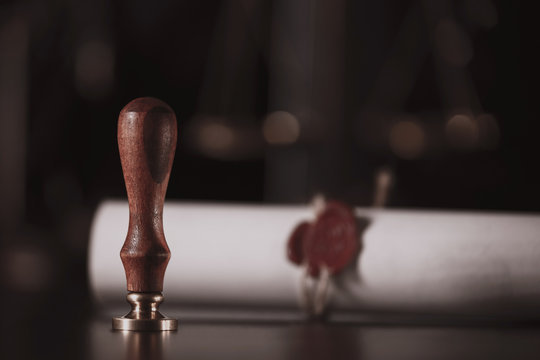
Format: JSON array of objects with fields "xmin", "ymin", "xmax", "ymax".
[
  {"xmin": 300, "ymin": 265, "xmax": 332, "ymax": 318},
  {"xmin": 313, "ymin": 266, "xmax": 331, "ymax": 316},
  {"xmin": 300, "ymin": 265, "xmax": 313, "ymax": 313}
]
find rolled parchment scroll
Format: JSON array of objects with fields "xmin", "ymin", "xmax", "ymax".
[{"xmin": 89, "ymin": 201, "xmax": 540, "ymax": 319}]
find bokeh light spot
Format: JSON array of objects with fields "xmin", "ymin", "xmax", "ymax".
[
  {"xmin": 445, "ymin": 114, "xmax": 479, "ymax": 149},
  {"xmin": 198, "ymin": 122, "xmax": 236, "ymax": 152},
  {"xmin": 389, "ymin": 120, "xmax": 425, "ymax": 159},
  {"xmin": 263, "ymin": 111, "xmax": 300, "ymax": 145}
]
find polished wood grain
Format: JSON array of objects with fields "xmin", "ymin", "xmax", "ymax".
[{"xmin": 118, "ymin": 97, "xmax": 177, "ymax": 292}]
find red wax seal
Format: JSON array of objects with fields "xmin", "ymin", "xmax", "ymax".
[
  {"xmin": 287, "ymin": 221, "xmax": 311, "ymax": 265},
  {"xmin": 286, "ymin": 200, "xmax": 358, "ymax": 277}
]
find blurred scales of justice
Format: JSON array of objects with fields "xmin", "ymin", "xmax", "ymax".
[{"xmin": 89, "ymin": 200, "xmax": 540, "ymax": 322}]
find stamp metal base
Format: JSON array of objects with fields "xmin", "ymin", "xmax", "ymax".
[
  {"xmin": 112, "ymin": 316, "xmax": 177, "ymax": 331},
  {"xmin": 112, "ymin": 292, "xmax": 177, "ymax": 331}
]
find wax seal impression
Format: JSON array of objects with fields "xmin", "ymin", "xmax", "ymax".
[
  {"xmin": 287, "ymin": 221, "xmax": 310, "ymax": 266},
  {"xmin": 286, "ymin": 197, "xmax": 358, "ymax": 317},
  {"xmin": 305, "ymin": 201, "xmax": 358, "ymax": 277}
]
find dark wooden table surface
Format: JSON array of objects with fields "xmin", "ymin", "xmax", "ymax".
[
  {"xmin": 87, "ymin": 319, "xmax": 540, "ymax": 360},
  {"xmin": 5, "ymin": 266, "xmax": 540, "ymax": 360},
  {"xmin": 7, "ymin": 306, "xmax": 540, "ymax": 360}
]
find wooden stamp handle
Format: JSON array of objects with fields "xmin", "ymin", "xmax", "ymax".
[{"xmin": 118, "ymin": 97, "xmax": 177, "ymax": 292}]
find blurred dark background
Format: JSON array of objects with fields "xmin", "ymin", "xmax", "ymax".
[{"xmin": 1, "ymin": 0, "xmax": 540, "ymax": 356}]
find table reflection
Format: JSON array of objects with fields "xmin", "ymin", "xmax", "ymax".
[{"xmin": 120, "ymin": 330, "xmax": 169, "ymax": 360}]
